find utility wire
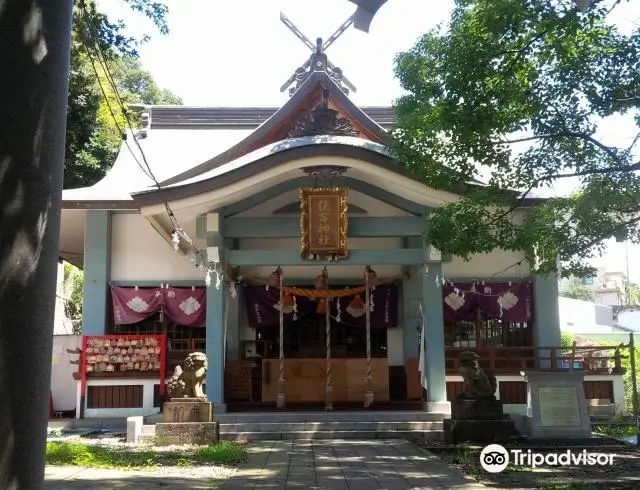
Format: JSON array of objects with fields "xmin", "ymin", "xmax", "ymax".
[{"xmin": 78, "ymin": 5, "xmax": 207, "ymax": 263}]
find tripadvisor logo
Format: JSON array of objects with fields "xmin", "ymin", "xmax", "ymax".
[{"xmin": 479, "ymin": 444, "xmax": 615, "ymax": 473}]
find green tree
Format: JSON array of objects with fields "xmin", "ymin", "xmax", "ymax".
[
  {"xmin": 392, "ymin": 0, "xmax": 640, "ymax": 277},
  {"xmin": 62, "ymin": 262, "xmax": 84, "ymax": 335},
  {"xmin": 560, "ymin": 282, "xmax": 596, "ymax": 302},
  {"xmin": 64, "ymin": 0, "xmax": 181, "ymax": 189},
  {"xmin": 560, "ymin": 331, "xmax": 575, "ymax": 348},
  {"xmin": 627, "ymin": 283, "xmax": 640, "ymax": 305}
]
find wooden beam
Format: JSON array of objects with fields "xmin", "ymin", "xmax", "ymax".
[
  {"xmin": 220, "ymin": 176, "xmax": 427, "ymax": 217},
  {"xmin": 226, "ymin": 249, "xmax": 424, "ymax": 266},
  {"xmin": 222, "ymin": 216, "xmax": 424, "ymax": 238}
]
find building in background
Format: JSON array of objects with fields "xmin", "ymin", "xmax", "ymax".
[
  {"xmin": 596, "ymin": 270, "xmax": 628, "ymax": 307},
  {"xmin": 559, "ymin": 297, "xmax": 632, "ymax": 335}
]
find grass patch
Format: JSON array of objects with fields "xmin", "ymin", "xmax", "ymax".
[
  {"xmin": 196, "ymin": 441, "xmax": 248, "ymax": 463},
  {"xmin": 46, "ymin": 441, "xmax": 247, "ymax": 469}
]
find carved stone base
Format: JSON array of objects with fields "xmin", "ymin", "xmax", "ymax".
[
  {"xmin": 155, "ymin": 422, "xmax": 219, "ymax": 446},
  {"xmin": 443, "ymin": 418, "xmax": 519, "ymax": 445},
  {"xmin": 452, "ymin": 398, "xmax": 504, "ymax": 420},
  {"xmin": 163, "ymin": 400, "xmax": 212, "ymax": 423}
]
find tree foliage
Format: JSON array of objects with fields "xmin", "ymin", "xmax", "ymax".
[
  {"xmin": 560, "ymin": 281, "xmax": 596, "ymax": 301},
  {"xmin": 392, "ymin": 0, "xmax": 640, "ymax": 277},
  {"xmin": 64, "ymin": 1, "xmax": 181, "ymax": 189},
  {"xmin": 62, "ymin": 262, "xmax": 84, "ymax": 335}
]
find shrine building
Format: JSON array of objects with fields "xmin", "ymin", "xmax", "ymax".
[{"xmin": 58, "ymin": 24, "xmax": 624, "ymax": 420}]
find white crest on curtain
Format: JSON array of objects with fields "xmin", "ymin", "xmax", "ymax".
[
  {"xmin": 179, "ymin": 297, "xmax": 201, "ymax": 316},
  {"xmin": 127, "ymin": 297, "xmax": 149, "ymax": 313},
  {"xmin": 444, "ymin": 291, "xmax": 465, "ymax": 310}
]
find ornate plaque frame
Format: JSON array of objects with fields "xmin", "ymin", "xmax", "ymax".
[{"xmin": 300, "ymin": 187, "xmax": 348, "ymax": 260}]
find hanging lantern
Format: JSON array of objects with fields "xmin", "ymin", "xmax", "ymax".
[
  {"xmin": 366, "ymin": 266, "xmax": 378, "ymax": 290},
  {"xmin": 346, "ymin": 294, "xmax": 366, "ymax": 318},
  {"xmin": 315, "ymin": 267, "xmax": 329, "ymax": 314},
  {"xmin": 266, "ymin": 266, "xmax": 282, "ymax": 290}
]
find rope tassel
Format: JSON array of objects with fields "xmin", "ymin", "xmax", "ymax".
[
  {"xmin": 364, "ymin": 266, "xmax": 374, "ymax": 408},
  {"xmin": 277, "ymin": 269, "xmax": 286, "ymax": 409}
]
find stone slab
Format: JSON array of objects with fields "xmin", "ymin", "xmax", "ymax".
[
  {"xmin": 163, "ymin": 400, "xmax": 212, "ymax": 423},
  {"xmin": 154, "ymin": 422, "xmax": 219, "ymax": 446},
  {"xmin": 126, "ymin": 416, "xmax": 143, "ymax": 443},
  {"xmin": 522, "ymin": 371, "xmax": 591, "ymax": 439},
  {"xmin": 443, "ymin": 418, "xmax": 519, "ymax": 444}
]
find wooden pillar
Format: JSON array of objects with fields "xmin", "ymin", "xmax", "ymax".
[{"xmin": 205, "ymin": 213, "xmax": 226, "ymax": 411}]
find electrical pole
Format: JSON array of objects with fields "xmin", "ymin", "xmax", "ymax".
[{"xmin": 0, "ymin": 2, "xmax": 73, "ymax": 489}]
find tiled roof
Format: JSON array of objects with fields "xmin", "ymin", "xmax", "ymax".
[{"xmin": 148, "ymin": 105, "xmax": 395, "ymax": 130}]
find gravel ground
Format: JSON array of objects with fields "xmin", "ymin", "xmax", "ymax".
[{"xmin": 412, "ymin": 438, "xmax": 640, "ymax": 489}]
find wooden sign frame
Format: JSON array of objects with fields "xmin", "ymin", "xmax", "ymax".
[{"xmin": 299, "ymin": 187, "xmax": 348, "ymax": 259}]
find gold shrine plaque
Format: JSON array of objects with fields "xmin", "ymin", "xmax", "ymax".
[
  {"xmin": 538, "ymin": 386, "xmax": 581, "ymax": 427},
  {"xmin": 299, "ymin": 187, "xmax": 348, "ymax": 259}
]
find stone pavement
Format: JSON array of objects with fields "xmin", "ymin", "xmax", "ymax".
[
  {"xmin": 45, "ymin": 439, "xmax": 492, "ymax": 490},
  {"xmin": 221, "ymin": 439, "xmax": 489, "ymax": 490}
]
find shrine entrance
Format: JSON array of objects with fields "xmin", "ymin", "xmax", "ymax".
[{"xmin": 224, "ymin": 267, "xmax": 410, "ymax": 411}]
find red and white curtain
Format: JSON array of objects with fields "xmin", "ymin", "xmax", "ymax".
[{"xmin": 111, "ymin": 286, "xmax": 206, "ymax": 327}]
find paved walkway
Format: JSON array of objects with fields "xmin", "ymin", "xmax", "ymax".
[
  {"xmin": 45, "ymin": 439, "xmax": 491, "ymax": 490},
  {"xmin": 219, "ymin": 440, "xmax": 488, "ymax": 490}
]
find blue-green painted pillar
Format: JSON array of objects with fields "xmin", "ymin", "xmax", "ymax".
[
  {"xmin": 226, "ymin": 291, "xmax": 240, "ymax": 361},
  {"xmin": 532, "ymin": 273, "xmax": 562, "ymax": 369},
  {"xmin": 205, "ymin": 213, "xmax": 226, "ymax": 411},
  {"xmin": 402, "ymin": 266, "xmax": 422, "ymax": 361},
  {"xmin": 82, "ymin": 210, "xmax": 111, "ymax": 335},
  {"xmin": 423, "ymin": 261, "xmax": 450, "ymax": 413}
]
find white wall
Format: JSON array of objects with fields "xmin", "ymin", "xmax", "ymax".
[
  {"xmin": 596, "ymin": 290, "xmax": 623, "ymax": 307},
  {"xmin": 111, "ymin": 213, "xmax": 204, "ymax": 281},
  {"xmin": 51, "ymin": 335, "xmax": 81, "ymax": 412},
  {"xmin": 619, "ymin": 310, "xmax": 640, "ymax": 331},
  {"xmin": 76, "ymin": 378, "xmax": 161, "ymax": 418}
]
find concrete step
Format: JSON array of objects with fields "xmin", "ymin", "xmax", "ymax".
[
  {"xmin": 219, "ymin": 430, "xmax": 443, "ymax": 441},
  {"xmin": 214, "ymin": 411, "xmax": 446, "ymax": 424},
  {"xmin": 219, "ymin": 421, "xmax": 443, "ymax": 433},
  {"xmin": 48, "ymin": 418, "xmax": 126, "ymax": 430}
]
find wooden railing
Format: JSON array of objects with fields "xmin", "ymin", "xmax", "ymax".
[{"xmin": 445, "ymin": 343, "xmax": 627, "ymax": 375}]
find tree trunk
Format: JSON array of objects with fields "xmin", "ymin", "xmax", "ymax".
[{"xmin": 0, "ymin": 1, "xmax": 73, "ymax": 489}]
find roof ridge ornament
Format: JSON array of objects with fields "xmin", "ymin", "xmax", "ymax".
[
  {"xmin": 287, "ymin": 89, "xmax": 359, "ymax": 138},
  {"xmin": 279, "ymin": 11, "xmax": 357, "ymax": 97}
]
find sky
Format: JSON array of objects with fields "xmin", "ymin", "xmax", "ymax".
[{"xmin": 96, "ymin": 0, "xmax": 640, "ymax": 281}]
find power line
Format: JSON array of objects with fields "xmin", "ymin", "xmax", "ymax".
[{"xmin": 77, "ymin": 5, "xmax": 220, "ymax": 285}]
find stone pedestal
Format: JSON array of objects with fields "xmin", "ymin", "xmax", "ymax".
[
  {"xmin": 444, "ymin": 419, "xmax": 519, "ymax": 444},
  {"xmin": 155, "ymin": 422, "xmax": 219, "ymax": 446},
  {"xmin": 444, "ymin": 397, "xmax": 518, "ymax": 444},
  {"xmin": 163, "ymin": 398, "xmax": 212, "ymax": 423},
  {"xmin": 523, "ymin": 371, "xmax": 591, "ymax": 439},
  {"xmin": 452, "ymin": 398, "xmax": 504, "ymax": 420}
]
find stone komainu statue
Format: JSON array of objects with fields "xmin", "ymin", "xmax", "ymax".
[
  {"xmin": 458, "ymin": 350, "xmax": 497, "ymax": 399},
  {"xmin": 167, "ymin": 352, "xmax": 208, "ymax": 400}
]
